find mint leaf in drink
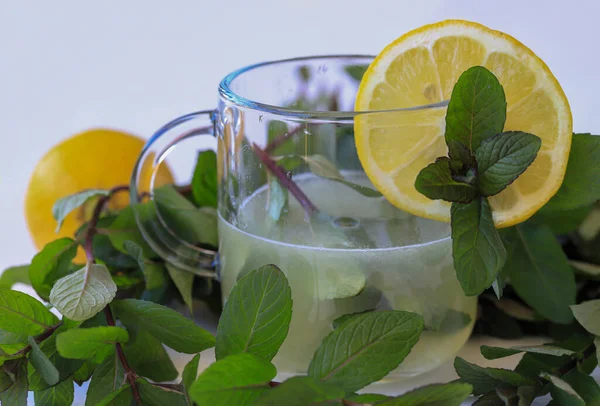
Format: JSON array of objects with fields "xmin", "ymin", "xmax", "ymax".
[
  {"xmin": 475, "ymin": 131, "xmax": 541, "ymax": 196},
  {"xmin": 254, "ymin": 376, "xmax": 345, "ymax": 406},
  {"xmin": 34, "ymin": 378, "xmax": 74, "ymax": 406},
  {"xmin": 445, "ymin": 66, "xmax": 506, "ymax": 156},
  {"xmin": 560, "ymin": 370, "xmax": 600, "ymax": 405},
  {"xmin": 375, "ymin": 382, "xmax": 473, "ymax": 406},
  {"xmin": 0, "ymin": 360, "xmax": 28, "ymax": 406},
  {"xmin": 107, "ymin": 205, "xmax": 156, "ymax": 258},
  {"xmin": 267, "ymin": 121, "xmax": 294, "ymax": 156},
  {"xmin": 503, "ymin": 224, "xmax": 576, "ymax": 324},
  {"xmin": 344, "ymin": 64, "xmax": 369, "ymax": 82},
  {"xmin": 308, "ymin": 311, "xmax": 423, "ymax": 392},
  {"xmin": 191, "ymin": 149, "xmax": 218, "ymax": 208},
  {"xmin": 541, "ymin": 372, "xmax": 586, "ymax": 406},
  {"xmin": 182, "ymin": 353, "xmax": 200, "ymax": 400},
  {"xmin": 27, "ymin": 336, "xmax": 59, "ymax": 386},
  {"xmin": 414, "ymin": 157, "xmax": 476, "ymax": 203},
  {"xmin": 451, "ymin": 197, "xmax": 506, "ymax": 296},
  {"xmin": 112, "ymin": 299, "xmax": 215, "ymax": 354},
  {"xmin": 137, "ymin": 378, "xmax": 187, "ymax": 406},
  {"xmin": 480, "ymin": 344, "xmax": 574, "ymax": 360},
  {"xmin": 49, "ymin": 263, "xmax": 117, "ymax": 322},
  {"xmin": 0, "ymin": 289, "xmax": 58, "ymax": 335},
  {"xmin": 29, "ymin": 237, "xmax": 77, "ymax": 300},
  {"xmin": 216, "ymin": 265, "xmax": 292, "ymax": 362},
  {"xmin": 267, "ymin": 177, "xmax": 288, "ymax": 222},
  {"xmin": 570, "ymin": 299, "xmax": 600, "ymax": 335},
  {"xmin": 96, "ymin": 384, "xmax": 133, "ymax": 406},
  {"xmin": 189, "ymin": 353, "xmax": 276, "ymax": 406},
  {"xmin": 53, "ymin": 189, "xmax": 110, "ymax": 232},
  {"xmin": 544, "ymin": 133, "xmax": 600, "ymax": 210},
  {"xmin": 0, "ymin": 265, "xmax": 30, "ymax": 289},
  {"xmin": 165, "ymin": 263, "xmax": 194, "ymax": 312},
  {"xmin": 86, "ymin": 352, "xmax": 124, "ymax": 406},
  {"xmin": 123, "ymin": 328, "xmax": 177, "ymax": 382},
  {"xmin": 123, "ymin": 241, "xmax": 168, "ymax": 290},
  {"xmin": 56, "ymin": 327, "xmax": 128, "ymax": 363},
  {"xmin": 454, "ymin": 357, "xmax": 535, "ymax": 396}
]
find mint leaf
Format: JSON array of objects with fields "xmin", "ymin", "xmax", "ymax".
[
  {"xmin": 541, "ymin": 373, "xmax": 585, "ymax": 406},
  {"xmin": 123, "ymin": 241, "xmax": 168, "ymax": 290},
  {"xmin": 28, "ymin": 334, "xmax": 83, "ymax": 391},
  {"xmin": 451, "ymin": 197, "xmax": 506, "ymax": 296},
  {"xmin": 34, "ymin": 378, "xmax": 74, "ymax": 406},
  {"xmin": 570, "ymin": 299, "xmax": 600, "ymax": 335},
  {"xmin": 137, "ymin": 379, "xmax": 187, "ymax": 406},
  {"xmin": 544, "ymin": 133, "xmax": 600, "ymax": 210},
  {"xmin": 0, "ymin": 265, "xmax": 30, "ymax": 289},
  {"xmin": 29, "ymin": 238, "xmax": 77, "ymax": 300},
  {"xmin": 445, "ymin": 66, "xmax": 506, "ymax": 155},
  {"xmin": 375, "ymin": 382, "xmax": 473, "ymax": 406},
  {"xmin": 49, "ymin": 263, "xmax": 117, "ymax": 322},
  {"xmin": 0, "ymin": 289, "xmax": 58, "ymax": 335},
  {"xmin": 529, "ymin": 204, "xmax": 593, "ymax": 235},
  {"xmin": 344, "ymin": 393, "xmax": 389, "ymax": 403},
  {"xmin": 561, "ymin": 369, "xmax": 600, "ymax": 405},
  {"xmin": 0, "ymin": 368, "xmax": 12, "ymax": 392},
  {"xmin": 73, "ymin": 360, "xmax": 95, "ymax": 385},
  {"xmin": 112, "ymin": 299, "xmax": 215, "ymax": 354},
  {"xmin": 123, "ymin": 328, "xmax": 177, "ymax": 382},
  {"xmin": 454, "ymin": 357, "xmax": 535, "ymax": 395},
  {"xmin": 267, "ymin": 121, "xmax": 294, "ymax": 155},
  {"xmin": 165, "ymin": 263, "xmax": 194, "ymax": 312},
  {"xmin": 182, "ymin": 353, "xmax": 200, "ymax": 400},
  {"xmin": 481, "ymin": 344, "xmax": 574, "ymax": 360},
  {"xmin": 254, "ymin": 376, "xmax": 345, "ymax": 406},
  {"xmin": 192, "ymin": 150, "xmax": 218, "ymax": 208},
  {"xmin": 189, "ymin": 353, "xmax": 275, "ymax": 406},
  {"xmin": 56, "ymin": 327, "xmax": 128, "ymax": 363},
  {"xmin": 331, "ymin": 309, "xmax": 375, "ymax": 329},
  {"xmin": 107, "ymin": 205, "xmax": 156, "ymax": 258},
  {"xmin": 596, "ymin": 337, "xmax": 600, "ymax": 365},
  {"xmin": 267, "ymin": 177, "xmax": 288, "ymax": 222},
  {"xmin": 154, "ymin": 185, "xmax": 218, "ymax": 246},
  {"xmin": 86, "ymin": 352, "xmax": 124, "ymax": 406},
  {"xmin": 475, "ymin": 131, "xmax": 541, "ymax": 196},
  {"xmin": 504, "ymin": 224, "xmax": 576, "ymax": 323},
  {"xmin": 308, "ymin": 311, "xmax": 423, "ymax": 392},
  {"xmin": 27, "ymin": 336, "xmax": 59, "ymax": 386},
  {"xmin": 216, "ymin": 265, "xmax": 292, "ymax": 362},
  {"xmin": 93, "ymin": 234, "xmax": 137, "ymax": 269},
  {"xmin": 97, "ymin": 385, "xmax": 133, "ymax": 406},
  {"xmin": 53, "ymin": 189, "xmax": 110, "ymax": 232},
  {"xmin": 415, "ymin": 157, "xmax": 476, "ymax": 203},
  {"xmin": 344, "ymin": 64, "xmax": 368, "ymax": 82},
  {"xmin": 0, "ymin": 360, "xmax": 28, "ymax": 406}
]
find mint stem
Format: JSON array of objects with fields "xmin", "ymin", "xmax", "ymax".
[
  {"xmin": 8, "ymin": 321, "xmax": 63, "ymax": 357},
  {"xmin": 84, "ymin": 184, "xmax": 142, "ymax": 406}
]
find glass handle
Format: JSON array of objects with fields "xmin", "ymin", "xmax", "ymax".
[{"xmin": 130, "ymin": 110, "xmax": 218, "ymax": 279}]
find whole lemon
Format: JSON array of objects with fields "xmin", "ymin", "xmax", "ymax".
[{"xmin": 24, "ymin": 128, "xmax": 174, "ymax": 263}]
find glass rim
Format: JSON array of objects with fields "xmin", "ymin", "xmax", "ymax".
[{"xmin": 218, "ymin": 54, "xmax": 449, "ymax": 120}]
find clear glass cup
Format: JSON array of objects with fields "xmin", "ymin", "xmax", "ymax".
[{"xmin": 131, "ymin": 55, "xmax": 477, "ymax": 379}]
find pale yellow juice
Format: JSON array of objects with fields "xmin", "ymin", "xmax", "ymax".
[{"xmin": 218, "ymin": 172, "xmax": 476, "ymax": 378}]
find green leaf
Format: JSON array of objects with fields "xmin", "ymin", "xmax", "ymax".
[
  {"xmin": 475, "ymin": 131, "xmax": 541, "ymax": 196},
  {"xmin": 415, "ymin": 157, "xmax": 476, "ymax": 203},
  {"xmin": 596, "ymin": 337, "xmax": 600, "ymax": 365},
  {"xmin": 192, "ymin": 149, "xmax": 218, "ymax": 208},
  {"xmin": 56, "ymin": 327, "xmax": 128, "ymax": 363},
  {"xmin": 86, "ymin": 352, "xmax": 124, "ymax": 406},
  {"xmin": 0, "ymin": 368, "xmax": 12, "ymax": 392},
  {"xmin": 529, "ymin": 204, "xmax": 593, "ymax": 235},
  {"xmin": 165, "ymin": 263, "xmax": 194, "ymax": 313},
  {"xmin": 182, "ymin": 353, "xmax": 200, "ymax": 397},
  {"xmin": 34, "ymin": 378, "xmax": 74, "ymax": 406},
  {"xmin": 0, "ymin": 289, "xmax": 58, "ymax": 335},
  {"xmin": 93, "ymin": 234, "xmax": 138, "ymax": 269},
  {"xmin": 123, "ymin": 240, "xmax": 168, "ymax": 290},
  {"xmin": 541, "ymin": 372, "xmax": 585, "ymax": 406},
  {"xmin": 254, "ymin": 376, "xmax": 345, "ymax": 406},
  {"xmin": 570, "ymin": 299, "xmax": 600, "ymax": 335},
  {"xmin": 451, "ymin": 197, "xmax": 507, "ymax": 296},
  {"xmin": 97, "ymin": 385, "xmax": 133, "ymax": 406},
  {"xmin": 53, "ymin": 189, "xmax": 110, "ymax": 232},
  {"xmin": 517, "ymin": 386, "xmax": 539, "ymax": 406},
  {"xmin": 308, "ymin": 311, "xmax": 423, "ymax": 392},
  {"xmin": 481, "ymin": 344, "xmax": 574, "ymax": 360},
  {"xmin": 216, "ymin": 265, "xmax": 292, "ymax": 362},
  {"xmin": 544, "ymin": 133, "xmax": 600, "ymax": 210},
  {"xmin": 331, "ymin": 309, "xmax": 375, "ymax": 329},
  {"xmin": 73, "ymin": 360, "xmax": 95, "ymax": 385},
  {"xmin": 454, "ymin": 357, "xmax": 535, "ymax": 395},
  {"xmin": 561, "ymin": 369, "xmax": 600, "ymax": 406},
  {"xmin": 137, "ymin": 379, "xmax": 187, "ymax": 406},
  {"xmin": 27, "ymin": 336, "xmax": 59, "ymax": 386},
  {"xmin": 28, "ymin": 334, "xmax": 83, "ymax": 391},
  {"xmin": 445, "ymin": 66, "xmax": 506, "ymax": 155},
  {"xmin": 189, "ymin": 353, "xmax": 276, "ymax": 406},
  {"xmin": 112, "ymin": 299, "xmax": 215, "ymax": 354},
  {"xmin": 375, "ymin": 382, "xmax": 473, "ymax": 406},
  {"xmin": 267, "ymin": 120, "xmax": 294, "ymax": 156},
  {"xmin": 0, "ymin": 265, "xmax": 30, "ymax": 289},
  {"xmin": 29, "ymin": 238, "xmax": 78, "ymax": 300},
  {"xmin": 267, "ymin": 177, "xmax": 288, "ymax": 222},
  {"xmin": 0, "ymin": 360, "xmax": 28, "ymax": 406},
  {"xmin": 49, "ymin": 263, "xmax": 117, "ymax": 322},
  {"xmin": 106, "ymin": 205, "xmax": 156, "ymax": 258},
  {"xmin": 504, "ymin": 224, "xmax": 576, "ymax": 323},
  {"xmin": 344, "ymin": 64, "xmax": 369, "ymax": 82},
  {"xmin": 154, "ymin": 185, "xmax": 218, "ymax": 246},
  {"xmin": 123, "ymin": 328, "xmax": 177, "ymax": 382},
  {"xmin": 344, "ymin": 393, "xmax": 390, "ymax": 403},
  {"xmin": 570, "ymin": 260, "xmax": 600, "ymax": 278}
]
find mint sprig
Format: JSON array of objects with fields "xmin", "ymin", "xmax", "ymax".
[{"xmin": 415, "ymin": 66, "xmax": 541, "ymax": 296}]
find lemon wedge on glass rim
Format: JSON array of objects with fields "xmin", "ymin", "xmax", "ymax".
[{"xmin": 354, "ymin": 19, "xmax": 572, "ymax": 228}]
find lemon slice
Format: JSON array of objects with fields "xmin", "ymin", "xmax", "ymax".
[{"xmin": 354, "ymin": 19, "xmax": 572, "ymax": 228}]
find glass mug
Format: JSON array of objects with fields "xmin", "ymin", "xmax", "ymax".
[{"xmin": 130, "ymin": 55, "xmax": 476, "ymax": 380}]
